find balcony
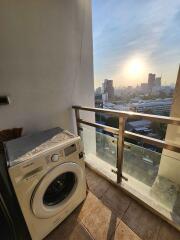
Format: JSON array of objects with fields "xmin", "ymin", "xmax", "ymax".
[
  {"xmin": 46, "ymin": 167, "xmax": 180, "ymax": 240},
  {"xmin": 71, "ymin": 105, "xmax": 180, "ymax": 232},
  {"xmin": 0, "ymin": 1, "xmax": 180, "ymax": 239}
]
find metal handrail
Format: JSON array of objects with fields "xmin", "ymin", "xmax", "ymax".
[
  {"xmin": 77, "ymin": 118, "xmax": 180, "ymax": 153},
  {"xmin": 72, "ymin": 105, "xmax": 180, "ymax": 183},
  {"xmin": 72, "ymin": 105, "xmax": 180, "ymax": 125}
]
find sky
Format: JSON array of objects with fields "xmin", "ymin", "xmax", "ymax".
[{"xmin": 92, "ymin": 0, "xmax": 180, "ymax": 88}]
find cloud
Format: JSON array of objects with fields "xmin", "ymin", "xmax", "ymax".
[{"xmin": 93, "ymin": 0, "xmax": 180, "ymax": 88}]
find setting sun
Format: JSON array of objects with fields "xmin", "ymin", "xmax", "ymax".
[{"xmin": 125, "ymin": 57, "xmax": 146, "ymax": 79}]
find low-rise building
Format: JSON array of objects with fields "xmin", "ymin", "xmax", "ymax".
[{"xmin": 131, "ymin": 98, "xmax": 172, "ymax": 115}]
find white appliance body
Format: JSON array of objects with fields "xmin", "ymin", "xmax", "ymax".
[{"xmin": 8, "ymin": 130, "xmax": 86, "ymax": 240}]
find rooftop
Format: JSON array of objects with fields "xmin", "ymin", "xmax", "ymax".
[
  {"xmin": 127, "ymin": 120, "xmax": 151, "ymax": 128},
  {"xmin": 46, "ymin": 167, "xmax": 180, "ymax": 240}
]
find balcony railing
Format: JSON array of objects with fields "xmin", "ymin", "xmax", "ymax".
[
  {"xmin": 73, "ymin": 105, "xmax": 180, "ymax": 230},
  {"xmin": 72, "ymin": 105, "xmax": 180, "ymax": 184}
]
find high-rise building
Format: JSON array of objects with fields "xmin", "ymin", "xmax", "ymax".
[
  {"xmin": 102, "ymin": 79, "xmax": 114, "ymax": 101},
  {"xmin": 148, "ymin": 73, "xmax": 156, "ymax": 88},
  {"xmin": 140, "ymin": 83, "xmax": 149, "ymax": 94},
  {"xmin": 155, "ymin": 77, "xmax": 161, "ymax": 88},
  {"xmin": 95, "ymin": 87, "xmax": 102, "ymax": 95}
]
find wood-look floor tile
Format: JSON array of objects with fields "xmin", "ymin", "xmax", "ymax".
[
  {"xmin": 74, "ymin": 191, "xmax": 99, "ymax": 222},
  {"xmin": 46, "ymin": 222, "xmax": 93, "ymax": 240},
  {"xmin": 157, "ymin": 221, "xmax": 180, "ymax": 240},
  {"xmin": 101, "ymin": 185, "xmax": 131, "ymax": 218},
  {"xmin": 111, "ymin": 221, "xmax": 142, "ymax": 240},
  {"xmin": 86, "ymin": 168, "xmax": 110, "ymax": 199},
  {"xmin": 122, "ymin": 201, "xmax": 162, "ymax": 240},
  {"xmin": 81, "ymin": 193, "xmax": 120, "ymax": 240},
  {"xmin": 45, "ymin": 210, "xmax": 93, "ymax": 240}
]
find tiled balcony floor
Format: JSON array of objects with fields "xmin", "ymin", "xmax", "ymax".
[{"xmin": 46, "ymin": 167, "xmax": 180, "ymax": 240}]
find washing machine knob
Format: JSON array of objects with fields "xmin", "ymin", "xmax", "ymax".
[{"xmin": 51, "ymin": 154, "xmax": 59, "ymax": 162}]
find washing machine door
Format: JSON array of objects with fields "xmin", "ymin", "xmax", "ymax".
[{"xmin": 31, "ymin": 162, "xmax": 84, "ymax": 219}]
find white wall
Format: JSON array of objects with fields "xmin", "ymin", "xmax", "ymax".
[
  {"xmin": 158, "ymin": 67, "xmax": 180, "ymax": 184},
  {"xmin": 0, "ymin": 0, "xmax": 94, "ymax": 134}
]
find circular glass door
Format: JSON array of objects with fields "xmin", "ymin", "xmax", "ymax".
[
  {"xmin": 31, "ymin": 162, "xmax": 84, "ymax": 218},
  {"xmin": 43, "ymin": 172, "xmax": 76, "ymax": 206}
]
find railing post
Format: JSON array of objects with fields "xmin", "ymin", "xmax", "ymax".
[
  {"xmin": 75, "ymin": 108, "xmax": 81, "ymax": 136},
  {"xmin": 117, "ymin": 116, "xmax": 126, "ymax": 183}
]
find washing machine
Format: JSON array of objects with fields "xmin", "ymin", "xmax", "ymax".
[{"xmin": 4, "ymin": 127, "xmax": 86, "ymax": 240}]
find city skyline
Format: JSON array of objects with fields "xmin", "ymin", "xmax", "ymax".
[{"xmin": 92, "ymin": 0, "xmax": 180, "ymax": 88}]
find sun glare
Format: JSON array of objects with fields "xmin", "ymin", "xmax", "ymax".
[{"xmin": 125, "ymin": 57, "xmax": 146, "ymax": 80}]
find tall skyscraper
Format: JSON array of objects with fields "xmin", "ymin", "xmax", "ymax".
[
  {"xmin": 148, "ymin": 73, "xmax": 156, "ymax": 88},
  {"xmin": 155, "ymin": 77, "xmax": 161, "ymax": 87},
  {"xmin": 102, "ymin": 79, "xmax": 114, "ymax": 101}
]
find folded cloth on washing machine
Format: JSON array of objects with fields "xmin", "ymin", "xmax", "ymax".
[{"xmin": 3, "ymin": 127, "xmax": 64, "ymax": 166}]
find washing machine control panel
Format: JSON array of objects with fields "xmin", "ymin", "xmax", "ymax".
[{"xmin": 46, "ymin": 142, "xmax": 81, "ymax": 165}]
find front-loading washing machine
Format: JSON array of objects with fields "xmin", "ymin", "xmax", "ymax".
[{"xmin": 4, "ymin": 127, "xmax": 86, "ymax": 240}]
